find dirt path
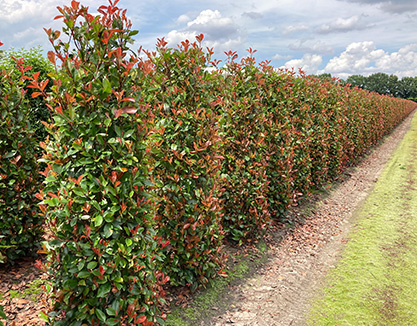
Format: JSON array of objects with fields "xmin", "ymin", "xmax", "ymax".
[{"xmin": 209, "ymin": 110, "xmax": 416, "ymax": 326}]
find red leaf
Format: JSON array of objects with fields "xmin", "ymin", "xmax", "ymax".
[
  {"xmin": 121, "ymin": 97, "xmax": 135, "ymax": 103},
  {"xmin": 77, "ymin": 174, "xmax": 84, "ymax": 184},
  {"xmin": 0, "ymin": 42, "xmax": 3, "ymax": 47},
  {"xmin": 127, "ymin": 303, "xmax": 135, "ymax": 318},
  {"xmin": 121, "ymin": 202, "xmax": 127, "ymax": 213},
  {"xmin": 196, "ymin": 33, "xmax": 204, "ymax": 43},
  {"xmin": 34, "ymin": 260, "xmax": 43, "ymax": 270},
  {"xmin": 99, "ymin": 265, "xmax": 105, "ymax": 275},
  {"xmin": 40, "ymin": 80, "xmax": 48, "ymax": 92},
  {"xmin": 35, "ymin": 193, "xmax": 44, "ymax": 201},
  {"xmin": 136, "ymin": 315, "xmax": 147, "ymax": 323},
  {"xmin": 183, "ymin": 223, "xmax": 190, "ymax": 229},
  {"xmin": 115, "ymin": 106, "xmax": 137, "ymax": 118},
  {"xmin": 47, "ymin": 192, "xmax": 58, "ymax": 199},
  {"xmin": 71, "ymin": 0, "xmax": 79, "ymax": 10},
  {"xmin": 32, "ymin": 92, "xmax": 42, "ymax": 98},
  {"xmin": 55, "ymin": 106, "xmax": 63, "ymax": 115},
  {"xmin": 33, "ymin": 71, "xmax": 40, "ymax": 81}
]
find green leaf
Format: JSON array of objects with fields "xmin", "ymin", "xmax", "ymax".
[
  {"xmin": 38, "ymin": 310, "xmax": 48, "ymax": 322},
  {"xmin": 4, "ymin": 151, "xmax": 16, "ymax": 158},
  {"xmin": 97, "ymin": 282, "xmax": 111, "ymax": 298},
  {"xmin": 106, "ymin": 318, "xmax": 120, "ymax": 326},
  {"xmin": 104, "ymin": 118, "xmax": 111, "ymax": 127},
  {"xmin": 94, "ymin": 215, "xmax": 103, "ymax": 227},
  {"xmin": 102, "ymin": 78, "xmax": 112, "ymax": 95},
  {"xmin": 106, "ymin": 307, "xmax": 117, "ymax": 316},
  {"xmin": 77, "ymin": 261, "xmax": 85, "ymax": 271},
  {"xmin": 95, "ymin": 308, "xmax": 106, "ymax": 322},
  {"xmin": 87, "ymin": 261, "xmax": 98, "ymax": 269},
  {"xmin": 103, "ymin": 224, "xmax": 113, "ymax": 238},
  {"xmin": 77, "ymin": 270, "xmax": 90, "ymax": 278}
]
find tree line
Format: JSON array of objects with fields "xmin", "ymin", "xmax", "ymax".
[{"xmin": 314, "ymin": 72, "xmax": 417, "ymax": 101}]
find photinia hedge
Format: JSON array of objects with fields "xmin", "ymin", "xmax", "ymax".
[
  {"xmin": 215, "ymin": 50, "xmax": 271, "ymax": 241},
  {"xmin": 137, "ymin": 36, "xmax": 225, "ymax": 288},
  {"xmin": 214, "ymin": 56, "xmax": 416, "ymax": 235},
  {"xmin": 0, "ymin": 44, "xmax": 43, "ymax": 263},
  {"xmin": 31, "ymin": 1, "xmax": 168, "ymax": 325}
]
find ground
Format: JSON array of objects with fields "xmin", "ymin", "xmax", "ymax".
[{"xmin": 0, "ymin": 111, "xmax": 414, "ymax": 326}]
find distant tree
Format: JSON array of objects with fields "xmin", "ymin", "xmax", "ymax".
[
  {"xmin": 315, "ymin": 73, "xmax": 332, "ymax": 80},
  {"xmin": 346, "ymin": 74, "xmax": 367, "ymax": 89},
  {"xmin": 365, "ymin": 72, "xmax": 391, "ymax": 95},
  {"xmin": 388, "ymin": 74, "xmax": 399, "ymax": 97},
  {"xmin": 397, "ymin": 76, "xmax": 417, "ymax": 99}
]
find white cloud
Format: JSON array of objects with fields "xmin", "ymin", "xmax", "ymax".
[
  {"xmin": 0, "ymin": 0, "xmax": 100, "ymax": 50},
  {"xmin": 166, "ymin": 9, "xmax": 244, "ymax": 52},
  {"xmin": 321, "ymin": 41, "xmax": 417, "ymax": 78},
  {"xmin": 242, "ymin": 11, "xmax": 263, "ymax": 20},
  {"xmin": 282, "ymin": 24, "xmax": 309, "ymax": 35},
  {"xmin": 288, "ymin": 40, "xmax": 333, "ymax": 55},
  {"xmin": 273, "ymin": 53, "xmax": 292, "ymax": 60},
  {"xmin": 176, "ymin": 14, "xmax": 191, "ymax": 24},
  {"xmin": 337, "ymin": 0, "xmax": 417, "ymax": 13},
  {"xmin": 0, "ymin": 0, "xmax": 55, "ymax": 24},
  {"xmin": 282, "ymin": 54, "xmax": 323, "ymax": 74},
  {"xmin": 186, "ymin": 10, "xmax": 239, "ymax": 39},
  {"xmin": 317, "ymin": 15, "xmax": 368, "ymax": 34},
  {"xmin": 381, "ymin": 1, "xmax": 417, "ymax": 13}
]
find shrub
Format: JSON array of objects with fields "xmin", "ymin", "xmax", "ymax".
[
  {"xmin": 137, "ymin": 36, "xmax": 225, "ymax": 288},
  {"xmin": 0, "ymin": 44, "xmax": 43, "ymax": 263},
  {"xmin": 0, "ymin": 47, "xmax": 53, "ymax": 145},
  {"xmin": 216, "ymin": 50, "xmax": 271, "ymax": 241},
  {"xmin": 31, "ymin": 2, "xmax": 168, "ymax": 324}
]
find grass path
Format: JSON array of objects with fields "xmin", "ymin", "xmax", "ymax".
[{"xmin": 308, "ymin": 112, "xmax": 417, "ymax": 325}]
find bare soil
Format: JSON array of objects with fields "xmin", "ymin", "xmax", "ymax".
[{"xmin": 208, "ymin": 111, "xmax": 416, "ymax": 326}]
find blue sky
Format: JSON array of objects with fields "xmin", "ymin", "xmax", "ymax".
[{"xmin": 1, "ymin": 0, "xmax": 417, "ymax": 79}]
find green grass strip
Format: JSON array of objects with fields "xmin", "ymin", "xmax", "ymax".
[{"xmin": 308, "ymin": 112, "xmax": 417, "ymax": 326}]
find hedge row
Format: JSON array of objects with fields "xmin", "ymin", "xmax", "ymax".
[
  {"xmin": 215, "ymin": 56, "xmax": 416, "ymax": 240},
  {"xmin": 0, "ymin": 47, "xmax": 43, "ymax": 263},
  {"xmin": 2, "ymin": 0, "xmax": 416, "ymax": 324}
]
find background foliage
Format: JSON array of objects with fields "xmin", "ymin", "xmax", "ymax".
[
  {"xmin": 0, "ymin": 47, "xmax": 53, "ymax": 144},
  {"xmin": 0, "ymin": 46, "xmax": 44, "ymax": 263}
]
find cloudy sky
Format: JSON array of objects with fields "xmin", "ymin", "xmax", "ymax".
[{"xmin": 1, "ymin": 0, "xmax": 417, "ymax": 79}]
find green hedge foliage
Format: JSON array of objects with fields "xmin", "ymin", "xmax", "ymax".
[
  {"xmin": 0, "ymin": 47, "xmax": 43, "ymax": 263},
  {"xmin": 31, "ymin": 2, "xmax": 168, "ymax": 325},
  {"xmin": 216, "ymin": 51, "xmax": 272, "ymax": 241},
  {"xmin": 137, "ymin": 38, "xmax": 225, "ymax": 288},
  {"xmin": 0, "ymin": 47, "xmax": 53, "ymax": 145},
  {"xmin": 216, "ymin": 62, "xmax": 416, "ymax": 239}
]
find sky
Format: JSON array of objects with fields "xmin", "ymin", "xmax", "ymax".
[{"xmin": 1, "ymin": 0, "xmax": 417, "ymax": 80}]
